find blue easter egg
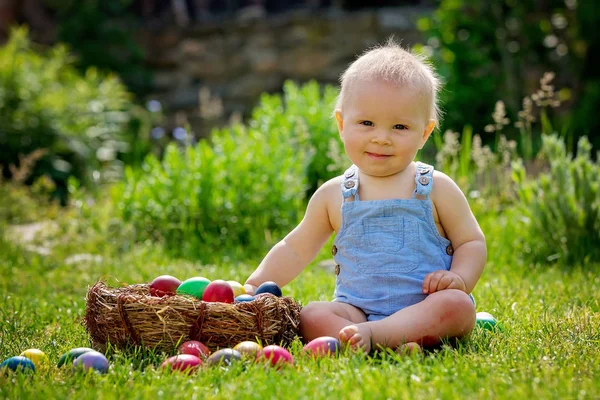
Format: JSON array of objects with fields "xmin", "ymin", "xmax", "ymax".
[
  {"xmin": 1, "ymin": 356, "xmax": 35, "ymax": 373},
  {"xmin": 234, "ymin": 294, "xmax": 255, "ymax": 303},
  {"xmin": 255, "ymin": 281, "xmax": 282, "ymax": 297},
  {"xmin": 73, "ymin": 351, "xmax": 109, "ymax": 374}
]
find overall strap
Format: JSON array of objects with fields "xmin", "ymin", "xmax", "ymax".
[
  {"xmin": 341, "ymin": 164, "xmax": 360, "ymax": 201},
  {"xmin": 413, "ymin": 162, "xmax": 434, "ymax": 199}
]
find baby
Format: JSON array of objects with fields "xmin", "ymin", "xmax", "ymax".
[{"xmin": 244, "ymin": 39, "xmax": 486, "ymax": 354}]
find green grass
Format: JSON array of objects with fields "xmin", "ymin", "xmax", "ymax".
[{"xmin": 1, "ymin": 212, "xmax": 599, "ymax": 400}]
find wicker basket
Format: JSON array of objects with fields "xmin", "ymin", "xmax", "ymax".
[{"xmin": 84, "ymin": 279, "xmax": 302, "ymax": 352}]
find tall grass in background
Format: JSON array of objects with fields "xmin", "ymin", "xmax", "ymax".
[{"xmin": 113, "ymin": 81, "xmax": 340, "ymax": 261}]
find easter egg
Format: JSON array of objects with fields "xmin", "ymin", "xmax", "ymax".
[
  {"xmin": 149, "ymin": 275, "xmax": 181, "ymax": 297},
  {"xmin": 233, "ymin": 341, "xmax": 262, "ymax": 357},
  {"xmin": 73, "ymin": 351, "xmax": 109, "ymax": 374},
  {"xmin": 303, "ymin": 336, "xmax": 341, "ymax": 357},
  {"xmin": 0, "ymin": 356, "xmax": 35, "ymax": 374},
  {"xmin": 256, "ymin": 345, "xmax": 294, "ymax": 368},
  {"xmin": 227, "ymin": 280, "xmax": 246, "ymax": 297},
  {"xmin": 476, "ymin": 312, "xmax": 501, "ymax": 331},
  {"xmin": 161, "ymin": 354, "xmax": 202, "ymax": 373},
  {"xmin": 57, "ymin": 347, "xmax": 95, "ymax": 367},
  {"xmin": 19, "ymin": 349, "xmax": 49, "ymax": 368},
  {"xmin": 176, "ymin": 277, "xmax": 211, "ymax": 300},
  {"xmin": 255, "ymin": 281, "xmax": 282, "ymax": 297},
  {"xmin": 206, "ymin": 349, "xmax": 242, "ymax": 367},
  {"xmin": 178, "ymin": 340, "xmax": 210, "ymax": 358},
  {"xmin": 234, "ymin": 294, "xmax": 255, "ymax": 303},
  {"xmin": 202, "ymin": 280, "xmax": 235, "ymax": 303}
]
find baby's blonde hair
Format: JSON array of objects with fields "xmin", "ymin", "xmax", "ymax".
[{"xmin": 336, "ymin": 38, "xmax": 442, "ymax": 128}]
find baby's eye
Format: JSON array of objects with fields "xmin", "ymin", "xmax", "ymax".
[
  {"xmin": 394, "ymin": 124, "xmax": 408, "ymax": 130},
  {"xmin": 360, "ymin": 121, "xmax": 374, "ymax": 127}
]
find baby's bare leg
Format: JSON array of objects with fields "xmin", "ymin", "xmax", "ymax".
[
  {"xmin": 345, "ymin": 289, "xmax": 476, "ymax": 353},
  {"xmin": 299, "ymin": 301, "xmax": 367, "ymax": 343}
]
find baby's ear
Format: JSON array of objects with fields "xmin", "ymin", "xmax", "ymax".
[
  {"xmin": 335, "ymin": 110, "xmax": 344, "ymax": 135},
  {"xmin": 420, "ymin": 120, "xmax": 436, "ymax": 149}
]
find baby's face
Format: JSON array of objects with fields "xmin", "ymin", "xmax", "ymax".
[{"xmin": 336, "ymin": 79, "xmax": 434, "ymax": 178}]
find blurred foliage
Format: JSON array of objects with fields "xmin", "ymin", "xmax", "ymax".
[
  {"xmin": 113, "ymin": 82, "xmax": 324, "ymax": 260},
  {"xmin": 42, "ymin": 0, "xmax": 152, "ymax": 96},
  {"xmin": 512, "ymin": 134, "xmax": 599, "ymax": 266},
  {"xmin": 0, "ymin": 27, "xmax": 155, "ymax": 203},
  {"xmin": 416, "ymin": 0, "xmax": 599, "ymax": 151}
]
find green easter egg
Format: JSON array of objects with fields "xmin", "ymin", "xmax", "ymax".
[
  {"xmin": 57, "ymin": 347, "xmax": 95, "ymax": 367},
  {"xmin": 476, "ymin": 312, "xmax": 501, "ymax": 331},
  {"xmin": 176, "ymin": 277, "xmax": 211, "ymax": 300}
]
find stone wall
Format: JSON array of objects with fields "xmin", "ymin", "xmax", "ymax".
[{"xmin": 138, "ymin": 6, "xmax": 430, "ymax": 138}]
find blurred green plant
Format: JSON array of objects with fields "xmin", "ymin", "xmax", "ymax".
[
  {"xmin": 0, "ymin": 151, "xmax": 60, "ymax": 224},
  {"xmin": 114, "ymin": 83, "xmax": 321, "ymax": 260},
  {"xmin": 271, "ymin": 81, "xmax": 342, "ymax": 197},
  {"xmin": 42, "ymin": 0, "xmax": 152, "ymax": 96},
  {"xmin": 415, "ymin": 0, "xmax": 595, "ymax": 151},
  {"xmin": 0, "ymin": 27, "xmax": 154, "ymax": 203},
  {"xmin": 512, "ymin": 134, "xmax": 599, "ymax": 266}
]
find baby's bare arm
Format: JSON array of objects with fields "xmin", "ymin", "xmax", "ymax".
[
  {"xmin": 245, "ymin": 181, "xmax": 336, "ymax": 292},
  {"xmin": 430, "ymin": 172, "xmax": 487, "ymax": 294}
]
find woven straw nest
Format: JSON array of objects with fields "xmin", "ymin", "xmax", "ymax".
[{"xmin": 84, "ymin": 279, "xmax": 303, "ymax": 352}]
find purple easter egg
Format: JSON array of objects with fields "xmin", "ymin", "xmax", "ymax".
[
  {"xmin": 73, "ymin": 351, "xmax": 109, "ymax": 374},
  {"xmin": 303, "ymin": 336, "xmax": 341, "ymax": 358}
]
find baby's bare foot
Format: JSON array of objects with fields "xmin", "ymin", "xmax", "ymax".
[
  {"xmin": 339, "ymin": 324, "xmax": 372, "ymax": 354},
  {"xmin": 397, "ymin": 342, "xmax": 422, "ymax": 356}
]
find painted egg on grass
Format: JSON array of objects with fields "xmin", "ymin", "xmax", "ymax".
[
  {"xmin": 19, "ymin": 349, "xmax": 49, "ymax": 368},
  {"xmin": 206, "ymin": 349, "xmax": 242, "ymax": 367},
  {"xmin": 234, "ymin": 294, "xmax": 255, "ymax": 303},
  {"xmin": 256, "ymin": 345, "xmax": 294, "ymax": 368},
  {"xmin": 233, "ymin": 341, "xmax": 263, "ymax": 358},
  {"xmin": 303, "ymin": 336, "xmax": 341, "ymax": 358},
  {"xmin": 0, "ymin": 356, "xmax": 35, "ymax": 374},
  {"xmin": 178, "ymin": 340, "xmax": 211, "ymax": 358},
  {"xmin": 476, "ymin": 312, "xmax": 502, "ymax": 331},
  {"xmin": 161, "ymin": 354, "xmax": 202, "ymax": 373},
  {"xmin": 176, "ymin": 277, "xmax": 211, "ymax": 300},
  {"xmin": 254, "ymin": 281, "xmax": 282, "ymax": 297},
  {"xmin": 57, "ymin": 347, "xmax": 95, "ymax": 367},
  {"xmin": 149, "ymin": 275, "xmax": 181, "ymax": 297},
  {"xmin": 73, "ymin": 351, "xmax": 109, "ymax": 374}
]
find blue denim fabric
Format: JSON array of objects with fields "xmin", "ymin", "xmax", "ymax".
[{"xmin": 332, "ymin": 162, "xmax": 473, "ymax": 321}]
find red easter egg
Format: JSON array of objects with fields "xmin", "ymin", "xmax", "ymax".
[
  {"xmin": 256, "ymin": 345, "xmax": 294, "ymax": 368},
  {"xmin": 149, "ymin": 275, "xmax": 181, "ymax": 297},
  {"xmin": 178, "ymin": 340, "xmax": 210, "ymax": 358},
  {"xmin": 201, "ymin": 280, "xmax": 234, "ymax": 303},
  {"xmin": 161, "ymin": 354, "xmax": 202, "ymax": 373},
  {"xmin": 303, "ymin": 336, "xmax": 341, "ymax": 358}
]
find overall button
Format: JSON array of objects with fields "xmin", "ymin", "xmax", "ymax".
[
  {"xmin": 418, "ymin": 176, "xmax": 430, "ymax": 185},
  {"xmin": 419, "ymin": 166, "xmax": 433, "ymax": 175},
  {"xmin": 446, "ymin": 245, "xmax": 454, "ymax": 256},
  {"xmin": 331, "ymin": 245, "xmax": 337, "ymax": 256},
  {"xmin": 344, "ymin": 169, "xmax": 355, "ymax": 178},
  {"xmin": 334, "ymin": 264, "xmax": 340, "ymax": 275},
  {"xmin": 344, "ymin": 180, "xmax": 356, "ymax": 189}
]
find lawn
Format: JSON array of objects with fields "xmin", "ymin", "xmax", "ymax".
[{"xmin": 0, "ymin": 209, "xmax": 598, "ymax": 400}]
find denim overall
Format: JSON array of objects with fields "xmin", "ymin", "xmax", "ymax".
[{"xmin": 332, "ymin": 162, "xmax": 461, "ymax": 321}]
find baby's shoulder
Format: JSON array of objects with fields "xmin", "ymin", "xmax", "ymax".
[
  {"xmin": 431, "ymin": 170, "xmax": 464, "ymax": 202},
  {"xmin": 315, "ymin": 175, "xmax": 344, "ymax": 198}
]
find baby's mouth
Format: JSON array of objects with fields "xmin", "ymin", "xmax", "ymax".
[{"xmin": 366, "ymin": 152, "xmax": 391, "ymax": 158}]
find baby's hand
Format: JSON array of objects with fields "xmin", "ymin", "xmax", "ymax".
[
  {"xmin": 422, "ymin": 270, "xmax": 466, "ymax": 294},
  {"xmin": 244, "ymin": 283, "xmax": 257, "ymax": 295}
]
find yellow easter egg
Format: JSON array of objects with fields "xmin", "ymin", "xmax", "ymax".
[
  {"xmin": 19, "ymin": 349, "xmax": 49, "ymax": 368},
  {"xmin": 233, "ymin": 341, "xmax": 262, "ymax": 357},
  {"xmin": 227, "ymin": 281, "xmax": 246, "ymax": 298}
]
